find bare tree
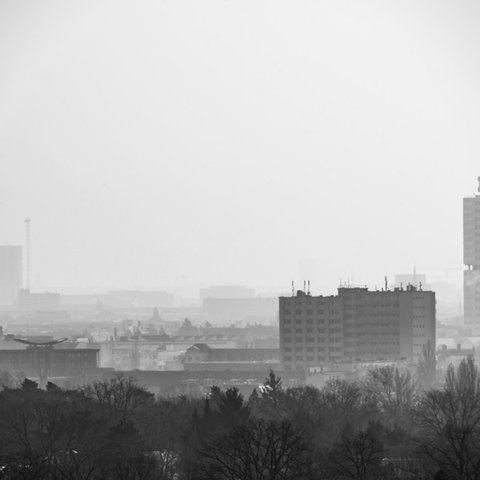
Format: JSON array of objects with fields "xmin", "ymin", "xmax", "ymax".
[
  {"xmin": 249, "ymin": 370, "xmax": 290, "ymax": 420},
  {"xmin": 80, "ymin": 374, "xmax": 154, "ymax": 420},
  {"xmin": 195, "ymin": 419, "xmax": 312, "ymax": 480},
  {"xmin": 0, "ymin": 370, "xmax": 17, "ymax": 390},
  {"xmin": 330, "ymin": 422, "xmax": 384, "ymax": 480},
  {"xmin": 365, "ymin": 366, "xmax": 417, "ymax": 429},
  {"xmin": 140, "ymin": 397, "xmax": 197, "ymax": 480},
  {"xmin": 417, "ymin": 340, "xmax": 437, "ymax": 391},
  {"xmin": 0, "ymin": 386, "xmax": 105, "ymax": 480},
  {"xmin": 418, "ymin": 357, "xmax": 480, "ymax": 480}
]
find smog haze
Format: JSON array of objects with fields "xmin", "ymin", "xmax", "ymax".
[{"xmin": 1, "ymin": 0, "xmax": 479, "ymax": 293}]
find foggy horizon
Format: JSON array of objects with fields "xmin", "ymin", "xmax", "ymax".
[{"xmin": 2, "ymin": 1, "xmax": 479, "ymax": 294}]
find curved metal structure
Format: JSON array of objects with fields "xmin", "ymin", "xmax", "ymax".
[
  {"xmin": 14, "ymin": 338, "xmax": 68, "ymax": 347},
  {"xmin": 12, "ymin": 338, "xmax": 69, "ymax": 387}
]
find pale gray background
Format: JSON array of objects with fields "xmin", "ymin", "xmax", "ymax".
[{"xmin": 1, "ymin": 1, "xmax": 479, "ymax": 294}]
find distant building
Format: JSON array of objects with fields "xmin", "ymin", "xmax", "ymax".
[
  {"xmin": 464, "ymin": 178, "xmax": 480, "ymax": 324},
  {"xmin": 19, "ymin": 289, "xmax": 61, "ymax": 310},
  {"xmin": 0, "ymin": 246, "xmax": 22, "ymax": 306},
  {"xmin": 182, "ymin": 344, "xmax": 279, "ymax": 372},
  {"xmin": 102, "ymin": 290, "xmax": 174, "ymax": 309},
  {"xmin": 98, "ymin": 332, "xmax": 258, "ymax": 372},
  {"xmin": 30, "ymin": 310, "xmax": 71, "ymax": 323},
  {"xmin": 279, "ymin": 286, "xmax": 436, "ymax": 372},
  {"xmin": 200, "ymin": 285, "xmax": 256, "ymax": 301},
  {"xmin": 305, "ymin": 360, "xmax": 409, "ymax": 389},
  {"xmin": 0, "ymin": 338, "xmax": 100, "ymax": 383},
  {"xmin": 429, "ymin": 281, "xmax": 462, "ymax": 318},
  {"xmin": 202, "ymin": 297, "xmax": 278, "ymax": 325},
  {"xmin": 103, "ymin": 369, "xmax": 301, "ymax": 397},
  {"xmin": 60, "ymin": 291, "xmax": 175, "ymax": 309},
  {"xmin": 201, "ymin": 325, "xmax": 280, "ymax": 349},
  {"xmin": 436, "ymin": 342, "xmax": 477, "ymax": 373},
  {"xmin": 394, "ymin": 270, "xmax": 428, "ymax": 290},
  {"xmin": 183, "ymin": 343, "xmax": 278, "ymax": 363}
]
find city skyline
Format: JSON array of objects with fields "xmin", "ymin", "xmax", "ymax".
[{"xmin": 2, "ymin": 3, "xmax": 480, "ymax": 478}]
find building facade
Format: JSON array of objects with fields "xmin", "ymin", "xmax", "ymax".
[
  {"xmin": 0, "ymin": 340, "xmax": 99, "ymax": 381},
  {"xmin": 279, "ymin": 286, "xmax": 435, "ymax": 372},
  {"xmin": 0, "ymin": 246, "xmax": 22, "ymax": 306},
  {"xmin": 464, "ymin": 179, "xmax": 480, "ymax": 324}
]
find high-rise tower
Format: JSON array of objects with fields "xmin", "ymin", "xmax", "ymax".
[
  {"xmin": 24, "ymin": 217, "xmax": 31, "ymax": 291},
  {"xmin": 464, "ymin": 177, "xmax": 480, "ymax": 324},
  {"xmin": 0, "ymin": 246, "xmax": 22, "ymax": 306}
]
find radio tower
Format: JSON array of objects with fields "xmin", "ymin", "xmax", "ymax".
[{"xmin": 25, "ymin": 217, "xmax": 31, "ymax": 291}]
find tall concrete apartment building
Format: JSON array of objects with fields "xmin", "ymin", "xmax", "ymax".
[
  {"xmin": 0, "ymin": 246, "xmax": 22, "ymax": 306},
  {"xmin": 279, "ymin": 286, "xmax": 435, "ymax": 372},
  {"xmin": 464, "ymin": 178, "xmax": 480, "ymax": 324}
]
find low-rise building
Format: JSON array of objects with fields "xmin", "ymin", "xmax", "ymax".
[
  {"xmin": 181, "ymin": 344, "xmax": 279, "ymax": 373},
  {"xmin": 0, "ymin": 337, "xmax": 100, "ymax": 384}
]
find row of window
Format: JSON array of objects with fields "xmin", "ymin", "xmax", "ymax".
[
  {"xmin": 282, "ymin": 318, "xmax": 343, "ymax": 326},
  {"xmin": 283, "ymin": 326, "xmax": 343, "ymax": 333},
  {"xmin": 355, "ymin": 334, "xmax": 399, "ymax": 339},
  {"xmin": 354, "ymin": 323, "xmax": 399, "ymax": 328},
  {"xmin": 283, "ymin": 356, "xmax": 327, "ymax": 363},
  {"xmin": 282, "ymin": 314, "xmax": 421, "ymax": 323},
  {"xmin": 284, "ymin": 337, "xmax": 343, "ymax": 343},
  {"xmin": 359, "ymin": 304, "xmax": 400, "ymax": 308},
  {"xmin": 284, "ymin": 346, "xmax": 330, "ymax": 353},
  {"xmin": 282, "ymin": 310, "xmax": 340, "ymax": 317}
]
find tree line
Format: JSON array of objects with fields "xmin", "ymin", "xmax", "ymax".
[{"xmin": 0, "ymin": 357, "xmax": 479, "ymax": 479}]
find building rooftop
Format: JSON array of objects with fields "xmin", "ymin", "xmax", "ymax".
[{"xmin": 0, "ymin": 339, "xmax": 100, "ymax": 351}]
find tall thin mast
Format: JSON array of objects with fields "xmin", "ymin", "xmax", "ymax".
[{"xmin": 24, "ymin": 217, "xmax": 31, "ymax": 291}]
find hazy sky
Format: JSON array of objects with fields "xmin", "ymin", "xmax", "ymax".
[{"xmin": 1, "ymin": 1, "xmax": 479, "ymax": 294}]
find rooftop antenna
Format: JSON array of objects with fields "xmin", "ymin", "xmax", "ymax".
[
  {"xmin": 24, "ymin": 217, "xmax": 31, "ymax": 292},
  {"xmin": 303, "ymin": 280, "xmax": 306, "ymax": 293},
  {"xmin": 307, "ymin": 280, "xmax": 311, "ymax": 295},
  {"xmin": 477, "ymin": 176, "xmax": 480, "ymax": 194},
  {"xmin": 384, "ymin": 276, "xmax": 388, "ymax": 291},
  {"xmin": 291, "ymin": 281, "xmax": 294, "ymax": 296}
]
